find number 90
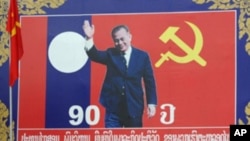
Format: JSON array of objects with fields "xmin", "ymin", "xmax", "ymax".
[{"xmin": 68, "ymin": 105, "xmax": 100, "ymax": 126}]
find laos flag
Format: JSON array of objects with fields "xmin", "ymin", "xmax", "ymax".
[
  {"xmin": 19, "ymin": 15, "xmax": 96, "ymax": 128},
  {"xmin": 19, "ymin": 12, "xmax": 235, "ymax": 130}
]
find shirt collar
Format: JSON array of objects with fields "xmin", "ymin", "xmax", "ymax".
[{"xmin": 124, "ymin": 46, "xmax": 132, "ymax": 55}]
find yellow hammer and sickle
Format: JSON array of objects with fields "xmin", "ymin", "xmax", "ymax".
[
  {"xmin": 11, "ymin": 21, "xmax": 21, "ymax": 37},
  {"xmin": 155, "ymin": 21, "xmax": 207, "ymax": 68}
]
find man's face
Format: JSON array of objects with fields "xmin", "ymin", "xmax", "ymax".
[{"xmin": 112, "ymin": 28, "xmax": 132, "ymax": 52}]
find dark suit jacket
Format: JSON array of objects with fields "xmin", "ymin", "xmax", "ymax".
[{"xmin": 87, "ymin": 46, "xmax": 157, "ymax": 117}]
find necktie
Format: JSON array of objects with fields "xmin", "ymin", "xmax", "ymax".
[
  {"xmin": 121, "ymin": 52, "xmax": 128, "ymax": 73},
  {"xmin": 121, "ymin": 52, "xmax": 127, "ymax": 67}
]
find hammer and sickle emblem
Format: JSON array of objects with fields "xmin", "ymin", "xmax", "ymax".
[{"xmin": 155, "ymin": 21, "xmax": 207, "ymax": 67}]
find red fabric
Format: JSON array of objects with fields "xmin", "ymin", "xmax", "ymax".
[{"xmin": 6, "ymin": 0, "xmax": 24, "ymax": 86}]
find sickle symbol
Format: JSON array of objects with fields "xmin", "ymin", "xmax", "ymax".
[{"xmin": 155, "ymin": 21, "xmax": 207, "ymax": 67}]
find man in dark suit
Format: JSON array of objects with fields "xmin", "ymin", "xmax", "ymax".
[{"xmin": 82, "ymin": 20, "xmax": 157, "ymax": 128}]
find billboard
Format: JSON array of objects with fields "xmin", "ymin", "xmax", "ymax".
[{"xmin": 16, "ymin": 11, "xmax": 235, "ymax": 140}]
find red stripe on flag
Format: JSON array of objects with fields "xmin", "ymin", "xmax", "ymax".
[
  {"xmin": 6, "ymin": 0, "xmax": 24, "ymax": 86},
  {"xmin": 19, "ymin": 16, "xmax": 47, "ymax": 128}
]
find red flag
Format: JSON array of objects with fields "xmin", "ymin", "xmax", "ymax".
[{"xmin": 6, "ymin": 0, "xmax": 24, "ymax": 86}]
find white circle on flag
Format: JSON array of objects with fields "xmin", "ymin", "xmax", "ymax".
[{"xmin": 48, "ymin": 31, "xmax": 88, "ymax": 73}]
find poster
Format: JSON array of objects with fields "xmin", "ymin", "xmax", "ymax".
[{"xmin": 17, "ymin": 11, "xmax": 235, "ymax": 140}]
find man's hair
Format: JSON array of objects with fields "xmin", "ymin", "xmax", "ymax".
[{"xmin": 111, "ymin": 25, "xmax": 130, "ymax": 37}]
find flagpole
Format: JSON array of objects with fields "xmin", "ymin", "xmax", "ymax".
[
  {"xmin": 7, "ymin": 0, "xmax": 13, "ymax": 140},
  {"xmin": 9, "ymin": 37, "xmax": 13, "ymax": 141},
  {"xmin": 9, "ymin": 85, "xmax": 13, "ymax": 141}
]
